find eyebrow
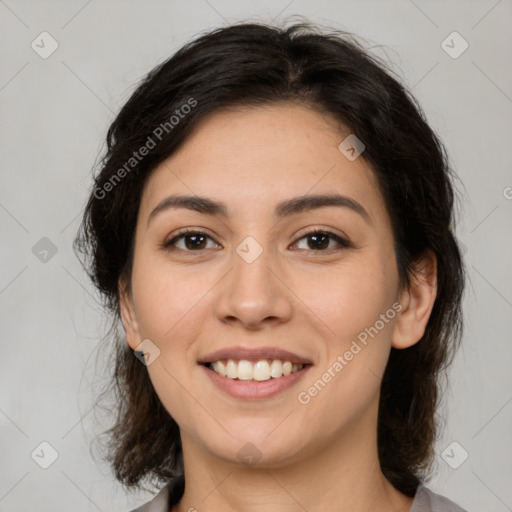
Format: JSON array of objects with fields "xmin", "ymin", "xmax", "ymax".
[{"xmin": 147, "ymin": 193, "xmax": 372, "ymax": 226}]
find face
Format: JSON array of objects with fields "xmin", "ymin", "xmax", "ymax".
[{"xmin": 119, "ymin": 103, "xmax": 434, "ymax": 469}]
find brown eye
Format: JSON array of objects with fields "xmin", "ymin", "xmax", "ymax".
[
  {"xmin": 293, "ymin": 230, "xmax": 351, "ymax": 251},
  {"xmin": 163, "ymin": 230, "xmax": 219, "ymax": 252}
]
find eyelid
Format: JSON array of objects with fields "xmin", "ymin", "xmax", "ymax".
[
  {"xmin": 291, "ymin": 227, "xmax": 351, "ymax": 251},
  {"xmin": 162, "ymin": 227, "xmax": 220, "ymax": 249},
  {"xmin": 293, "ymin": 225, "xmax": 350, "ymax": 244},
  {"xmin": 161, "ymin": 226, "xmax": 352, "ymax": 253}
]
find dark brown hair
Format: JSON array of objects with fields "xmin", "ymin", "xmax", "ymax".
[{"xmin": 74, "ymin": 19, "xmax": 465, "ymax": 497}]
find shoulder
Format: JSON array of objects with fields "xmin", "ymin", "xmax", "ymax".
[
  {"xmin": 127, "ymin": 483, "xmax": 172, "ymax": 512},
  {"xmin": 411, "ymin": 485, "xmax": 468, "ymax": 512},
  {"xmin": 130, "ymin": 486, "xmax": 169, "ymax": 512},
  {"xmin": 127, "ymin": 476, "xmax": 184, "ymax": 512},
  {"xmin": 127, "ymin": 479, "xmax": 469, "ymax": 512}
]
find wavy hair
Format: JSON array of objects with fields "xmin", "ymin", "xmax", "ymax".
[{"xmin": 74, "ymin": 19, "xmax": 465, "ymax": 496}]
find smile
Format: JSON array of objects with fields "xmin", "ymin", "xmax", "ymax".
[{"xmin": 207, "ymin": 359, "xmax": 304, "ymax": 381}]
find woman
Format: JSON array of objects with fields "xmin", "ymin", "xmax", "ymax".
[{"xmin": 75, "ymin": 20, "xmax": 467, "ymax": 512}]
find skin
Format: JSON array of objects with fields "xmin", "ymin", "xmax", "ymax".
[{"xmin": 119, "ymin": 103, "xmax": 437, "ymax": 512}]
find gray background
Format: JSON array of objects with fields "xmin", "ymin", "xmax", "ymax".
[{"xmin": 1, "ymin": 0, "xmax": 511, "ymax": 510}]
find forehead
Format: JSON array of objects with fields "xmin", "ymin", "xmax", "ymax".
[{"xmin": 139, "ymin": 103, "xmax": 386, "ymax": 222}]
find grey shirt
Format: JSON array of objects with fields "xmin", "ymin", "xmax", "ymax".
[{"xmin": 129, "ymin": 476, "xmax": 468, "ymax": 512}]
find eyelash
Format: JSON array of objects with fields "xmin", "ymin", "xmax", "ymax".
[{"xmin": 161, "ymin": 228, "xmax": 351, "ymax": 254}]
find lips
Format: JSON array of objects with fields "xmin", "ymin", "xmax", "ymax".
[
  {"xmin": 200, "ymin": 360, "xmax": 312, "ymax": 399},
  {"xmin": 198, "ymin": 346, "xmax": 313, "ymax": 398}
]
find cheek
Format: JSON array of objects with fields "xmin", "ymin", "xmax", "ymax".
[
  {"xmin": 130, "ymin": 259, "xmax": 211, "ymax": 427},
  {"xmin": 130, "ymin": 250, "xmax": 210, "ymax": 341},
  {"xmin": 291, "ymin": 256, "xmax": 398, "ymax": 407},
  {"xmin": 291, "ymin": 255, "xmax": 398, "ymax": 346}
]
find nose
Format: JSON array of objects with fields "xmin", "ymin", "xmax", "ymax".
[{"xmin": 214, "ymin": 241, "xmax": 294, "ymax": 330}]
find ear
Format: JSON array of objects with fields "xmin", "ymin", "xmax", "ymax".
[
  {"xmin": 392, "ymin": 249, "xmax": 438, "ymax": 349},
  {"xmin": 118, "ymin": 277, "xmax": 142, "ymax": 350}
]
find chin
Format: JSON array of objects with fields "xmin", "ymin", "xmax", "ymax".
[{"xmin": 201, "ymin": 428, "xmax": 307, "ymax": 469}]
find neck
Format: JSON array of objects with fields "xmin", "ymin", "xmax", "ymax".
[{"xmin": 173, "ymin": 408, "xmax": 414, "ymax": 512}]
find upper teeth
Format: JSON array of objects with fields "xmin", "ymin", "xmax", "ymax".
[{"xmin": 210, "ymin": 359, "xmax": 304, "ymax": 381}]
